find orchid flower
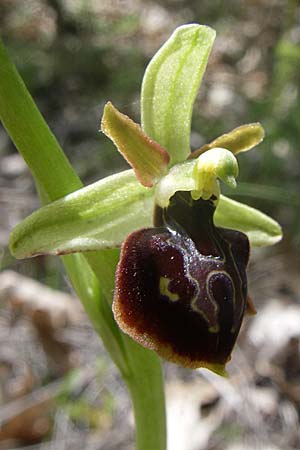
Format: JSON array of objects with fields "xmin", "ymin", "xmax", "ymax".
[
  {"xmin": 2, "ymin": 24, "xmax": 283, "ymax": 449},
  {"xmin": 9, "ymin": 25, "xmax": 281, "ymax": 377}
]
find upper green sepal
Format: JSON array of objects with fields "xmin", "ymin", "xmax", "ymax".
[{"xmin": 141, "ymin": 24, "xmax": 216, "ymax": 165}]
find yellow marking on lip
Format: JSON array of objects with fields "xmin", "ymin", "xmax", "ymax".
[
  {"xmin": 208, "ymin": 324, "xmax": 220, "ymax": 333},
  {"xmin": 159, "ymin": 277, "xmax": 179, "ymax": 302}
]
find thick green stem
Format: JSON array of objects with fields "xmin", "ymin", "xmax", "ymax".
[{"xmin": 0, "ymin": 38, "xmax": 166, "ymax": 450}]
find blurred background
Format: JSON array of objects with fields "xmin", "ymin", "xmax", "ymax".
[{"xmin": 0, "ymin": 1, "xmax": 299, "ymax": 449}]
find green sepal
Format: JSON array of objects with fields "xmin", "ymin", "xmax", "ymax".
[
  {"xmin": 10, "ymin": 170, "xmax": 154, "ymax": 258},
  {"xmin": 101, "ymin": 102, "xmax": 170, "ymax": 187},
  {"xmin": 141, "ymin": 24, "xmax": 216, "ymax": 165},
  {"xmin": 215, "ymin": 195, "xmax": 282, "ymax": 246}
]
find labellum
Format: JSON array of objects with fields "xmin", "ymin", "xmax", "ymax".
[{"xmin": 113, "ymin": 191, "xmax": 250, "ymax": 375}]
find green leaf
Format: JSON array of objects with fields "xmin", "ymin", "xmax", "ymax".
[
  {"xmin": 141, "ymin": 24, "xmax": 216, "ymax": 165},
  {"xmin": 190, "ymin": 122, "xmax": 265, "ymax": 159},
  {"xmin": 10, "ymin": 170, "xmax": 154, "ymax": 258},
  {"xmin": 101, "ymin": 102, "xmax": 170, "ymax": 187},
  {"xmin": 215, "ymin": 195, "xmax": 283, "ymax": 246},
  {"xmin": 0, "ymin": 39, "xmax": 82, "ymax": 200}
]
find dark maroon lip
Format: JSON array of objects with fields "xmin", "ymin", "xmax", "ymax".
[{"xmin": 113, "ymin": 191, "xmax": 250, "ymax": 369}]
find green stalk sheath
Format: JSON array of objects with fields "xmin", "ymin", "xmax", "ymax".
[
  {"xmin": 125, "ymin": 343, "xmax": 166, "ymax": 450},
  {"xmin": 0, "ymin": 38, "xmax": 166, "ymax": 450},
  {"xmin": 86, "ymin": 250, "xmax": 167, "ymax": 450}
]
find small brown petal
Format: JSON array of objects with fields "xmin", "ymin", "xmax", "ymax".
[{"xmin": 101, "ymin": 102, "xmax": 170, "ymax": 187}]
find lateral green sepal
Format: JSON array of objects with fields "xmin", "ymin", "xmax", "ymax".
[
  {"xmin": 215, "ymin": 195, "xmax": 283, "ymax": 247},
  {"xmin": 9, "ymin": 170, "xmax": 154, "ymax": 258}
]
